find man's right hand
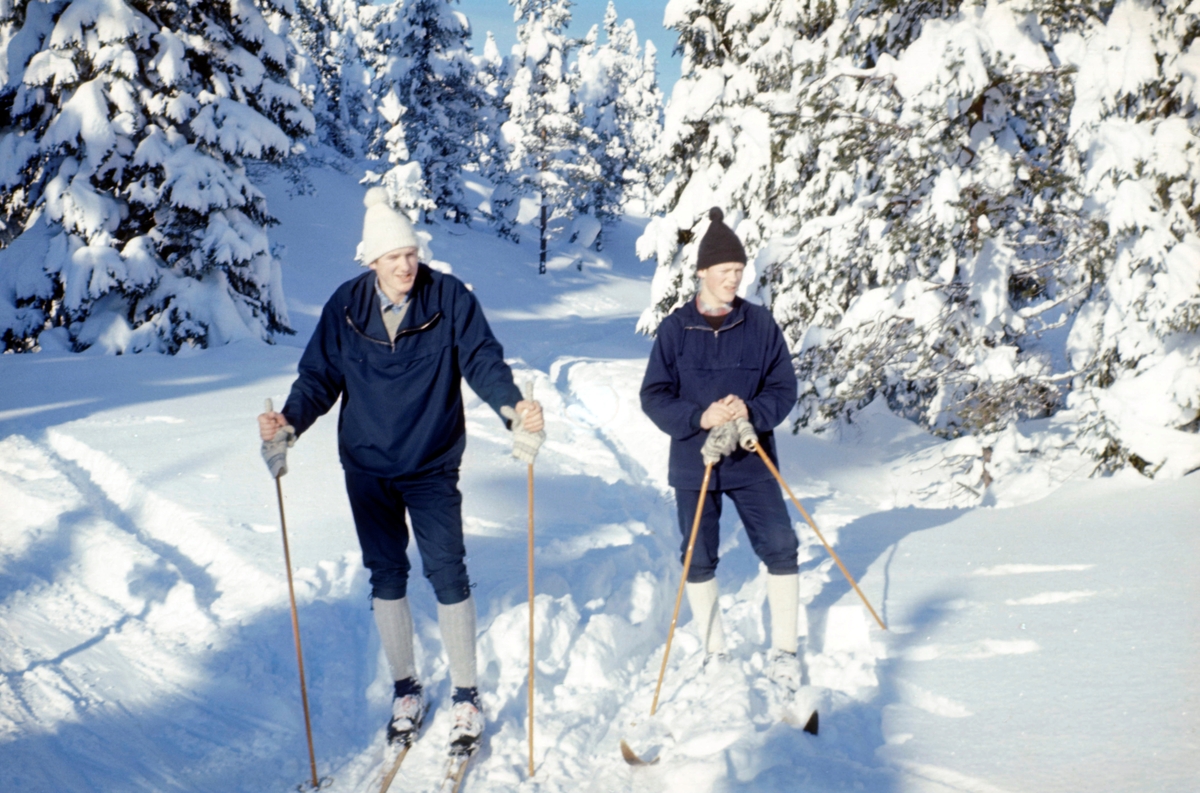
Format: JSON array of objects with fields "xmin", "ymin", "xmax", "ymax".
[
  {"xmin": 259, "ymin": 410, "xmax": 296, "ymax": 478},
  {"xmin": 259, "ymin": 411, "xmax": 290, "ymax": 441}
]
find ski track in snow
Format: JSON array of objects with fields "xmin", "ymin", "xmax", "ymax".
[
  {"xmin": 2, "ymin": 167, "xmax": 1197, "ymax": 793},
  {"xmin": 971, "ymin": 563, "xmax": 1095, "ymax": 576}
]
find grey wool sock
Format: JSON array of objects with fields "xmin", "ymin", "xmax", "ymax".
[
  {"xmin": 766, "ymin": 572, "xmax": 800, "ymax": 654},
  {"xmin": 374, "ymin": 596, "xmax": 416, "ymax": 682},
  {"xmin": 437, "ymin": 595, "xmax": 478, "ymax": 690}
]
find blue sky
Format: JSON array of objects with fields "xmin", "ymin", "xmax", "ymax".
[{"xmin": 454, "ymin": 0, "xmax": 683, "ymax": 88}]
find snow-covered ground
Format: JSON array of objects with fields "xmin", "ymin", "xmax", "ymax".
[{"xmin": 2, "ymin": 163, "xmax": 1197, "ymax": 793}]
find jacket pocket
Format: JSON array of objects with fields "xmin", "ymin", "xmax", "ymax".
[{"xmin": 677, "ymin": 326, "xmax": 745, "ymax": 371}]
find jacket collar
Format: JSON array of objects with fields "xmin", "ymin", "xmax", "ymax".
[
  {"xmin": 347, "ymin": 264, "xmax": 437, "ymax": 343},
  {"xmin": 682, "ymin": 295, "xmax": 746, "ymax": 330}
]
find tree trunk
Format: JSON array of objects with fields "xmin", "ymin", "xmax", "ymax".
[{"xmin": 539, "ymin": 202, "xmax": 548, "ymax": 275}]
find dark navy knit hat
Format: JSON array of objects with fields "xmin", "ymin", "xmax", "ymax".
[{"xmin": 696, "ymin": 208, "xmax": 747, "ymax": 270}]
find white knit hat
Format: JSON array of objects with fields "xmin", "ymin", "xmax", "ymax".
[{"xmin": 359, "ymin": 187, "xmax": 418, "ymax": 266}]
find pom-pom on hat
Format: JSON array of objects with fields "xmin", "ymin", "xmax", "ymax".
[
  {"xmin": 696, "ymin": 207, "xmax": 747, "ymax": 270},
  {"xmin": 360, "ymin": 187, "xmax": 418, "ymax": 266}
]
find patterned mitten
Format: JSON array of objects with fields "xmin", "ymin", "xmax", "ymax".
[
  {"xmin": 500, "ymin": 405, "xmax": 545, "ymax": 465},
  {"xmin": 261, "ymin": 425, "xmax": 296, "ymax": 478},
  {"xmin": 700, "ymin": 422, "xmax": 739, "ymax": 466},
  {"xmin": 733, "ymin": 417, "xmax": 758, "ymax": 451}
]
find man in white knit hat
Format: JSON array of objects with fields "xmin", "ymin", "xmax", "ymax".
[{"xmin": 257, "ymin": 188, "xmax": 545, "ymax": 755}]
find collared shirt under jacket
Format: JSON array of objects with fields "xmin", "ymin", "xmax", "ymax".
[
  {"xmin": 640, "ymin": 297, "xmax": 798, "ymax": 491},
  {"xmin": 282, "ymin": 265, "xmax": 522, "ymax": 478}
]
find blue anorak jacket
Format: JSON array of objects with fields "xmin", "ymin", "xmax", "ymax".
[
  {"xmin": 640, "ymin": 297, "xmax": 797, "ymax": 491},
  {"xmin": 282, "ymin": 265, "xmax": 521, "ymax": 478}
]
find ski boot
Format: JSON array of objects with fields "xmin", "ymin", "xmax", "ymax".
[
  {"xmin": 448, "ymin": 687, "xmax": 484, "ymax": 755},
  {"xmin": 387, "ymin": 678, "xmax": 425, "ymax": 747},
  {"xmin": 765, "ymin": 649, "xmax": 801, "ymax": 691}
]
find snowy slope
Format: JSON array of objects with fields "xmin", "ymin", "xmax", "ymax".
[{"xmin": 1, "ymin": 162, "xmax": 1197, "ymax": 793}]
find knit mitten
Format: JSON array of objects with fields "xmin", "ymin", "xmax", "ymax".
[
  {"xmin": 500, "ymin": 405, "xmax": 545, "ymax": 464},
  {"xmin": 733, "ymin": 417, "xmax": 758, "ymax": 451},
  {"xmin": 261, "ymin": 425, "xmax": 296, "ymax": 478},
  {"xmin": 700, "ymin": 422, "xmax": 739, "ymax": 466}
]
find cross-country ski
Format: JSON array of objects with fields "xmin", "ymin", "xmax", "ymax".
[
  {"xmin": 2, "ymin": 2, "xmax": 1197, "ymax": 793},
  {"xmin": 439, "ymin": 747, "xmax": 478, "ymax": 793},
  {"xmin": 377, "ymin": 743, "xmax": 412, "ymax": 793}
]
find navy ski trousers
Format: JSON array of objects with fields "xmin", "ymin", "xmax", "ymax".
[
  {"xmin": 674, "ymin": 479, "xmax": 799, "ymax": 583},
  {"xmin": 344, "ymin": 467, "xmax": 471, "ymax": 605}
]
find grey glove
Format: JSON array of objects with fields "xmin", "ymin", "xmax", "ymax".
[
  {"xmin": 500, "ymin": 404, "xmax": 545, "ymax": 465},
  {"xmin": 733, "ymin": 417, "xmax": 758, "ymax": 451},
  {"xmin": 261, "ymin": 425, "xmax": 296, "ymax": 478},
  {"xmin": 700, "ymin": 422, "xmax": 739, "ymax": 466}
]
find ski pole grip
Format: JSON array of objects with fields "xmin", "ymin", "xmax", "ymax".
[
  {"xmin": 522, "ymin": 380, "xmax": 534, "ymax": 402},
  {"xmin": 265, "ymin": 398, "xmax": 275, "ymax": 414}
]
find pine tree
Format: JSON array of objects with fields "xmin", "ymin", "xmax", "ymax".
[
  {"xmin": 0, "ymin": 0, "xmax": 314, "ymax": 353},
  {"xmin": 471, "ymin": 30, "xmax": 510, "ymax": 184},
  {"xmin": 572, "ymin": 2, "xmax": 663, "ymax": 245},
  {"xmin": 612, "ymin": 27, "xmax": 663, "ymax": 213},
  {"xmin": 637, "ymin": 0, "xmax": 1198, "ymax": 475},
  {"xmin": 498, "ymin": 0, "xmax": 596, "ymax": 271},
  {"xmin": 288, "ymin": 0, "xmax": 373, "ymax": 158},
  {"xmin": 572, "ymin": 21, "xmax": 617, "ymax": 235},
  {"xmin": 1039, "ymin": 0, "xmax": 1200, "ymax": 474},
  {"xmin": 362, "ymin": 0, "xmax": 480, "ymax": 222}
]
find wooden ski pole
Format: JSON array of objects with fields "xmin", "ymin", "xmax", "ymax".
[
  {"xmin": 751, "ymin": 444, "xmax": 887, "ymax": 631},
  {"xmin": 527, "ymin": 458, "xmax": 535, "ymax": 776},
  {"xmin": 524, "ymin": 382, "xmax": 536, "ymax": 778},
  {"xmin": 266, "ymin": 399, "xmax": 321, "ymax": 789},
  {"xmin": 650, "ymin": 462, "xmax": 714, "ymax": 716}
]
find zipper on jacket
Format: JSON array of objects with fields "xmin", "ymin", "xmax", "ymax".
[
  {"xmin": 345, "ymin": 311, "xmax": 443, "ymax": 353},
  {"xmin": 683, "ymin": 317, "xmax": 745, "ymax": 339}
]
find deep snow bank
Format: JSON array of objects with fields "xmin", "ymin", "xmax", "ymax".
[{"xmin": 1, "ymin": 163, "xmax": 1196, "ymax": 793}]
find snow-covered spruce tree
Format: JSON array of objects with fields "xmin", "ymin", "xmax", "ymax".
[
  {"xmin": 470, "ymin": 30, "xmax": 511, "ymax": 186},
  {"xmin": 572, "ymin": 1, "xmax": 663, "ymax": 243},
  {"xmin": 288, "ymin": 0, "xmax": 373, "ymax": 158},
  {"xmin": 612, "ymin": 23, "xmax": 664, "ymax": 213},
  {"xmin": 1040, "ymin": 0, "xmax": 1200, "ymax": 475},
  {"xmin": 638, "ymin": 0, "xmax": 1199, "ymax": 476},
  {"xmin": 362, "ymin": 0, "xmax": 480, "ymax": 223},
  {"xmin": 495, "ymin": 0, "xmax": 598, "ymax": 268},
  {"xmin": 773, "ymin": 5, "xmax": 1107, "ymax": 440},
  {"xmin": 571, "ymin": 22, "xmax": 617, "ymax": 237},
  {"xmin": 0, "ymin": 0, "xmax": 314, "ymax": 353}
]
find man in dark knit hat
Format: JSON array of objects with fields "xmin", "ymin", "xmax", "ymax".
[{"xmin": 640, "ymin": 208, "xmax": 802, "ymax": 688}]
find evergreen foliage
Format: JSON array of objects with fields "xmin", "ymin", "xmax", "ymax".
[
  {"xmin": 494, "ymin": 0, "xmax": 596, "ymax": 264},
  {"xmin": 638, "ymin": 0, "xmax": 1200, "ymax": 475},
  {"xmin": 0, "ymin": 0, "xmax": 314, "ymax": 353},
  {"xmin": 288, "ymin": 0, "xmax": 373, "ymax": 158},
  {"xmin": 471, "ymin": 30, "xmax": 511, "ymax": 186},
  {"xmin": 573, "ymin": 1, "xmax": 663, "ymax": 240},
  {"xmin": 362, "ymin": 0, "xmax": 480, "ymax": 222}
]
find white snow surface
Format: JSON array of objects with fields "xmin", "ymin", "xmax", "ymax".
[{"xmin": 0, "ymin": 165, "xmax": 1196, "ymax": 792}]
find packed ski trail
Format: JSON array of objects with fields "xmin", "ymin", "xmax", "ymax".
[{"xmin": 1, "ymin": 166, "xmax": 1196, "ymax": 793}]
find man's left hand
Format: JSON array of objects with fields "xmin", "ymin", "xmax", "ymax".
[
  {"xmin": 721, "ymin": 394, "xmax": 750, "ymax": 421},
  {"xmin": 501, "ymin": 400, "xmax": 546, "ymax": 464},
  {"xmin": 515, "ymin": 399, "xmax": 544, "ymax": 433}
]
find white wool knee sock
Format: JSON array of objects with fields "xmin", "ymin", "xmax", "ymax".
[
  {"xmin": 766, "ymin": 573, "xmax": 799, "ymax": 654},
  {"xmin": 373, "ymin": 596, "xmax": 416, "ymax": 682},
  {"xmin": 685, "ymin": 579, "xmax": 727, "ymax": 654},
  {"xmin": 437, "ymin": 595, "xmax": 478, "ymax": 690}
]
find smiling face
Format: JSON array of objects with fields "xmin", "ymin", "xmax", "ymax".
[
  {"xmin": 697, "ymin": 261, "xmax": 745, "ymax": 306},
  {"xmin": 369, "ymin": 247, "xmax": 420, "ymax": 303}
]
